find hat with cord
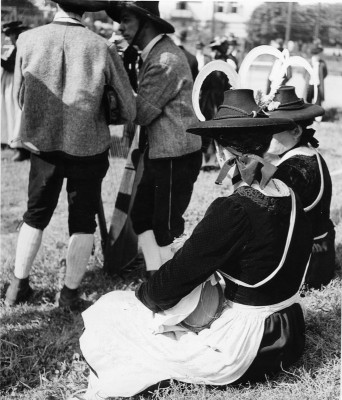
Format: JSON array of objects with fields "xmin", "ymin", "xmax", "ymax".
[
  {"xmin": 267, "ymin": 86, "xmax": 324, "ymax": 124},
  {"xmin": 106, "ymin": 1, "xmax": 175, "ymax": 34}
]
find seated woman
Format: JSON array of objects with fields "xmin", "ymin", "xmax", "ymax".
[
  {"xmin": 265, "ymin": 86, "xmax": 335, "ymax": 289},
  {"xmin": 79, "ymin": 89, "xmax": 312, "ymax": 400}
]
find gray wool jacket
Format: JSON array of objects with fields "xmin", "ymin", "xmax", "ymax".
[
  {"xmin": 14, "ymin": 21, "xmax": 136, "ymax": 157},
  {"xmin": 136, "ymin": 35, "xmax": 201, "ymax": 159}
]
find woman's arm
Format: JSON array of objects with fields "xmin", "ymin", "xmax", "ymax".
[{"xmin": 136, "ymin": 196, "xmax": 252, "ymax": 312}]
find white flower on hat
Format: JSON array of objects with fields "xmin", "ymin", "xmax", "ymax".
[{"xmin": 267, "ymin": 101, "xmax": 281, "ymax": 111}]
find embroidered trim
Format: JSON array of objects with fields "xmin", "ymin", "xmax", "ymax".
[{"xmin": 236, "ymin": 187, "xmax": 291, "ymax": 214}]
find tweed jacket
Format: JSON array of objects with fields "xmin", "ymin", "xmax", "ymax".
[
  {"xmin": 14, "ymin": 21, "xmax": 136, "ymax": 157},
  {"xmin": 136, "ymin": 35, "xmax": 201, "ymax": 159}
]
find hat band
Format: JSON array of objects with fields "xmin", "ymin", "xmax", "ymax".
[
  {"xmin": 277, "ymin": 98, "xmax": 304, "ymax": 109},
  {"xmin": 214, "ymin": 105, "xmax": 268, "ymax": 120}
]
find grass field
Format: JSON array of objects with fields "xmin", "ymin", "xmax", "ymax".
[{"xmin": 1, "ymin": 113, "xmax": 341, "ymax": 400}]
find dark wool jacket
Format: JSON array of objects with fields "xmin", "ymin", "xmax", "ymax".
[
  {"xmin": 274, "ymin": 153, "xmax": 334, "ymax": 238},
  {"xmin": 137, "ymin": 186, "xmax": 312, "ymax": 311}
]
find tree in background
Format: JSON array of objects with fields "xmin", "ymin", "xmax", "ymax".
[
  {"xmin": 1, "ymin": 0, "xmax": 47, "ymax": 27},
  {"xmin": 247, "ymin": 2, "xmax": 342, "ymax": 48}
]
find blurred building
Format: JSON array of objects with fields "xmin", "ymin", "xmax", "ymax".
[{"xmin": 159, "ymin": 0, "xmax": 263, "ymax": 47}]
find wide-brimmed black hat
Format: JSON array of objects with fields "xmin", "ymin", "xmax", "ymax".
[
  {"xmin": 2, "ymin": 21, "xmax": 28, "ymax": 36},
  {"xmin": 311, "ymin": 46, "xmax": 323, "ymax": 55},
  {"xmin": 267, "ymin": 86, "xmax": 324, "ymax": 122},
  {"xmin": 53, "ymin": 0, "xmax": 111, "ymax": 12},
  {"xmin": 187, "ymin": 89, "xmax": 295, "ymax": 145},
  {"xmin": 106, "ymin": 1, "xmax": 175, "ymax": 34}
]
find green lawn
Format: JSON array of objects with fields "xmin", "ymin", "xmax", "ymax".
[{"xmin": 1, "ymin": 114, "xmax": 341, "ymax": 400}]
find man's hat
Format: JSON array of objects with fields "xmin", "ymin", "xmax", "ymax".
[
  {"xmin": 267, "ymin": 86, "xmax": 324, "ymax": 123},
  {"xmin": 209, "ymin": 36, "xmax": 228, "ymax": 50},
  {"xmin": 53, "ymin": 0, "xmax": 110, "ymax": 12},
  {"xmin": 106, "ymin": 1, "xmax": 175, "ymax": 34},
  {"xmin": 187, "ymin": 89, "xmax": 295, "ymax": 146},
  {"xmin": 2, "ymin": 21, "xmax": 28, "ymax": 36},
  {"xmin": 311, "ymin": 46, "xmax": 324, "ymax": 55}
]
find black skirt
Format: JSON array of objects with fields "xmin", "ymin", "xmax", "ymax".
[{"xmin": 236, "ymin": 302, "xmax": 305, "ymax": 383}]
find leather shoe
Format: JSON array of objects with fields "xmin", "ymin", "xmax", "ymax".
[
  {"xmin": 12, "ymin": 149, "xmax": 30, "ymax": 162},
  {"xmin": 5, "ymin": 276, "xmax": 33, "ymax": 306}
]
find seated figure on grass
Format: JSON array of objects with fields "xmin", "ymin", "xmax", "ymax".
[
  {"xmin": 78, "ymin": 89, "xmax": 312, "ymax": 399},
  {"xmin": 265, "ymin": 85, "xmax": 335, "ymax": 289}
]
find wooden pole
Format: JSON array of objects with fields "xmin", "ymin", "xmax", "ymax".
[
  {"xmin": 285, "ymin": 2, "xmax": 293, "ymax": 45},
  {"xmin": 314, "ymin": 2, "xmax": 321, "ymax": 40}
]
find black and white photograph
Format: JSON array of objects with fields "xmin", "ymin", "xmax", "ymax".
[{"xmin": 1, "ymin": 1, "xmax": 341, "ymax": 399}]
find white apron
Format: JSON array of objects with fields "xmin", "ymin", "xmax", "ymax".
[{"xmin": 80, "ymin": 180, "xmax": 308, "ymax": 399}]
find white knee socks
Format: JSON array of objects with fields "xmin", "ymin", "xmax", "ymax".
[
  {"xmin": 159, "ymin": 244, "xmax": 174, "ymax": 265},
  {"xmin": 14, "ymin": 223, "xmax": 43, "ymax": 279},
  {"xmin": 138, "ymin": 230, "xmax": 162, "ymax": 271},
  {"xmin": 65, "ymin": 233, "xmax": 94, "ymax": 289}
]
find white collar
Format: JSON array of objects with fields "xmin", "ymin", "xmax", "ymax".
[
  {"xmin": 54, "ymin": 10, "xmax": 83, "ymax": 25},
  {"xmin": 141, "ymin": 34, "xmax": 164, "ymax": 62}
]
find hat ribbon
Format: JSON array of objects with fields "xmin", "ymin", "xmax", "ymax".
[
  {"xmin": 216, "ymin": 147, "xmax": 277, "ymax": 189},
  {"xmin": 214, "ymin": 105, "xmax": 268, "ymax": 120}
]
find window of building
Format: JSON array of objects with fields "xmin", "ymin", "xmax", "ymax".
[
  {"xmin": 176, "ymin": 1, "xmax": 187, "ymax": 10},
  {"xmin": 231, "ymin": 2, "xmax": 238, "ymax": 13}
]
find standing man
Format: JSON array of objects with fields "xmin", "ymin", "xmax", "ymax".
[
  {"xmin": 173, "ymin": 29, "xmax": 199, "ymax": 80},
  {"xmin": 5, "ymin": 0, "xmax": 136, "ymax": 310},
  {"xmin": 107, "ymin": 1, "xmax": 202, "ymax": 276}
]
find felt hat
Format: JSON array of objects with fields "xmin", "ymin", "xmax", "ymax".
[
  {"xmin": 53, "ymin": 0, "xmax": 111, "ymax": 12},
  {"xmin": 106, "ymin": 1, "xmax": 175, "ymax": 34},
  {"xmin": 209, "ymin": 36, "xmax": 228, "ymax": 51},
  {"xmin": 187, "ymin": 89, "xmax": 295, "ymax": 146},
  {"xmin": 2, "ymin": 21, "xmax": 28, "ymax": 36},
  {"xmin": 267, "ymin": 86, "xmax": 324, "ymax": 123},
  {"xmin": 311, "ymin": 46, "xmax": 323, "ymax": 55}
]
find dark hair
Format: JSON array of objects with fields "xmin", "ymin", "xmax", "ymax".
[{"xmin": 218, "ymin": 131, "xmax": 273, "ymax": 157}]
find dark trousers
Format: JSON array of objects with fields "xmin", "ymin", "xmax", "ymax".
[
  {"xmin": 23, "ymin": 151, "xmax": 109, "ymax": 235},
  {"xmin": 131, "ymin": 150, "xmax": 202, "ymax": 246}
]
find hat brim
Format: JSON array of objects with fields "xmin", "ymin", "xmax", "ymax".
[
  {"xmin": 188, "ymin": 117, "xmax": 295, "ymax": 133},
  {"xmin": 268, "ymin": 103, "xmax": 324, "ymax": 121},
  {"xmin": 187, "ymin": 117, "xmax": 296, "ymax": 144},
  {"xmin": 3, "ymin": 26, "xmax": 29, "ymax": 36},
  {"xmin": 53, "ymin": 0, "xmax": 110, "ymax": 12},
  {"xmin": 107, "ymin": 3, "xmax": 175, "ymax": 34}
]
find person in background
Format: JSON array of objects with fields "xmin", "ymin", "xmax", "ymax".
[
  {"xmin": 200, "ymin": 36, "xmax": 230, "ymax": 171},
  {"xmin": 106, "ymin": 1, "xmax": 202, "ymax": 277},
  {"xmin": 1, "ymin": 21, "xmax": 30, "ymax": 161},
  {"xmin": 5, "ymin": 0, "xmax": 136, "ymax": 310},
  {"xmin": 173, "ymin": 29, "xmax": 198, "ymax": 80},
  {"xmin": 305, "ymin": 45, "xmax": 328, "ymax": 111},
  {"xmin": 78, "ymin": 89, "xmax": 311, "ymax": 399},
  {"xmin": 226, "ymin": 33, "xmax": 239, "ymax": 71},
  {"xmin": 265, "ymin": 86, "xmax": 335, "ymax": 289},
  {"xmin": 195, "ymin": 40, "xmax": 210, "ymax": 71}
]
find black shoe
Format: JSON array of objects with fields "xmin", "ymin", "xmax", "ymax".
[
  {"xmin": 57, "ymin": 286, "xmax": 92, "ymax": 312},
  {"xmin": 5, "ymin": 276, "xmax": 33, "ymax": 306},
  {"xmin": 12, "ymin": 149, "xmax": 30, "ymax": 162}
]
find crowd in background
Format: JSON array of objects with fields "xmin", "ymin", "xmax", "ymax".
[{"xmin": 1, "ymin": 15, "xmax": 332, "ymax": 163}]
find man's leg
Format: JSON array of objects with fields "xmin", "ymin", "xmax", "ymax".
[
  {"xmin": 153, "ymin": 150, "xmax": 202, "ymax": 259},
  {"xmin": 131, "ymin": 153, "xmax": 162, "ymax": 275},
  {"xmin": 58, "ymin": 153, "xmax": 109, "ymax": 310},
  {"xmin": 6, "ymin": 153, "xmax": 63, "ymax": 306}
]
